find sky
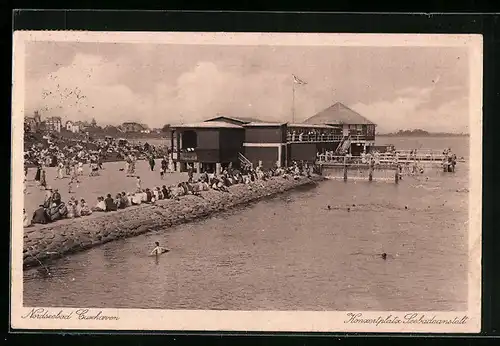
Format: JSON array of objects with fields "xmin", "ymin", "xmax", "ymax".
[{"xmin": 24, "ymin": 41, "xmax": 470, "ymax": 133}]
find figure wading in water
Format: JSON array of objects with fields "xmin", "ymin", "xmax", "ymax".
[{"xmin": 150, "ymin": 242, "xmax": 169, "ymax": 256}]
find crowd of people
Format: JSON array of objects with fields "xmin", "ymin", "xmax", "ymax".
[
  {"xmin": 287, "ymin": 128, "xmax": 343, "ymax": 142},
  {"xmin": 24, "ymin": 133, "xmax": 167, "ymax": 169},
  {"xmin": 24, "ymin": 161, "xmax": 314, "ymax": 228}
]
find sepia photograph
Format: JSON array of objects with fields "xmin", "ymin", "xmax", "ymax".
[{"xmin": 11, "ymin": 31, "xmax": 482, "ymax": 332}]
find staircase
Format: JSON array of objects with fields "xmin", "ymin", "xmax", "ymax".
[
  {"xmin": 238, "ymin": 152, "xmax": 253, "ymax": 169},
  {"xmin": 334, "ymin": 136, "xmax": 351, "ymax": 155}
]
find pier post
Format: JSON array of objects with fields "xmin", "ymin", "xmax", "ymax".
[
  {"xmin": 369, "ymin": 159, "xmax": 374, "ymax": 182},
  {"xmin": 343, "ymin": 156, "xmax": 348, "ymax": 182},
  {"xmin": 196, "ymin": 162, "xmax": 201, "ymax": 174},
  {"xmin": 395, "ymin": 169, "xmax": 399, "ymax": 184}
]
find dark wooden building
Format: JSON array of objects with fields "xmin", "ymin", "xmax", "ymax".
[
  {"xmin": 303, "ymin": 102, "xmax": 376, "ymax": 156},
  {"xmin": 243, "ymin": 122, "xmax": 288, "ymax": 169},
  {"xmin": 286, "ymin": 123, "xmax": 343, "ymax": 163},
  {"xmin": 170, "ymin": 121, "xmax": 245, "ymax": 173}
]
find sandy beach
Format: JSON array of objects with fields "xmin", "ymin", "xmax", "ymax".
[{"xmin": 24, "ymin": 159, "xmax": 192, "ymax": 219}]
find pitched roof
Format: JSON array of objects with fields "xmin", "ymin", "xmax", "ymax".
[
  {"xmin": 171, "ymin": 121, "xmax": 244, "ymax": 129},
  {"xmin": 243, "ymin": 122, "xmax": 286, "ymax": 127},
  {"xmin": 303, "ymin": 102, "xmax": 375, "ymax": 125},
  {"xmin": 287, "ymin": 123, "xmax": 338, "ymax": 129},
  {"xmin": 205, "ymin": 116, "xmax": 263, "ymax": 125}
]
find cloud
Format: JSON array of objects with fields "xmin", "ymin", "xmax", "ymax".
[
  {"xmin": 25, "ymin": 52, "xmax": 470, "ymax": 133},
  {"xmin": 26, "ymin": 55, "xmax": 318, "ymax": 127},
  {"xmin": 351, "ymin": 90, "xmax": 469, "ymax": 134}
]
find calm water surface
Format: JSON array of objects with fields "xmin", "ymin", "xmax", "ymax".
[{"xmin": 24, "ymin": 137, "xmax": 470, "ymax": 311}]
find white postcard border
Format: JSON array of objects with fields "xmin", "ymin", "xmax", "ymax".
[{"xmin": 11, "ymin": 31, "xmax": 483, "ymax": 333}]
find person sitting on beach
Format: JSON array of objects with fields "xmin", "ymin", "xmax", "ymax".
[
  {"xmin": 140, "ymin": 189, "xmax": 147, "ymax": 203},
  {"xmin": 200, "ymin": 171, "xmax": 209, "ymax": 183},
  {"xmin": 161, "ymin": 185, "xmax": 170, "ymax": 199},
  {"xmin": 73, "ymin": 199, "xmax": 81, "ymax": 217},
  {"xmin": 104, "ymin": 194, "xmax": 117, "ymax": 212},
  {"xmin": 43, "ymin": 187, "xmax": 53, "ymax": 208},
  {"xmin": 114, "ymin": 193, "xmax": 125, "ymax": 209},
  {"xmin": 119, "ymin": 192, "xmax": 129, "ymax": 208},
  {"xmin": 79, "ymin": 199, "xmax": 92, "ymax": 216},
  {"xmin": 92, "ymin": 196, "xmax": 106, "ymax": 212},
  {"xmin": 23, "ymin": 209, "xmax": 32, "ymax": 227},
  {"xmin": 145, "ymin": 188, "xmax": 153, "ymax": 203},
  {"xmin": 52, "ymin": 189, "xmax": 62, "ymax": 206},
  {"xmin": 150, "ymin": 241, "xmax": 169, "ymax": 256},
  {"xmin": 66, "ymin": 198, "xmax": 76, "ymax": 218},
  {"xmin": 177, "ymin": 182, "xmax": 187, "ymax": 196},
  {"xmin": 155, "ymin": 187, "xmax": 163, "ymax": 200},
  {"xmin": 32, "ymin": 204, "xmax": 48, "ymax": 224},
  {"xmin": 132, "ymin": 191, "xmax": 143, "ymax": 205},
  {"xmin": 217, "ymin": 181, "xmax": 229, "ymax": 192},
  {"xmin": 47, "ymin": 202, "xmax": 67, "ymax": 222}
]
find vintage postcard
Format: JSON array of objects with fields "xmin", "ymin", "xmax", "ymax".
[{"xmin": 11, "ymin": 31, "xmax": 482, "ymax": 333}]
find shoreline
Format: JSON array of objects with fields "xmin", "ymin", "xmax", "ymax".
[{"xmin": 23, "ymin": 174, "xmax": 325, "ymax": 269}]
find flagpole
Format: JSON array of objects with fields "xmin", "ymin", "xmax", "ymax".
[{"xmin": 292, "ymin": 76, "xmax": 295, "ymax": 123}]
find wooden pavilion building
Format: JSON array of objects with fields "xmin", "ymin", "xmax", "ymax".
[{"xmin": 169, "ymin": 102, "xmax": 376, "ymax": 172}]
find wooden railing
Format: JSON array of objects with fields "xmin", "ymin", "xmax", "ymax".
[
  {"xmin": 178, "ymin": 151, "xmax": 198, "ymax": 161},
  {"xmin": 286, "ymin": 134, "xmax": 343, "ymax": 143},
  {"xmin": 286, "ymin": 134, "xmax": 374, "ymax": 143}
]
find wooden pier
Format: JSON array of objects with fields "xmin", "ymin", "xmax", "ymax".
[{"xmin": 317, "ymin": 156, "xmax": 400, "ymax": 183}]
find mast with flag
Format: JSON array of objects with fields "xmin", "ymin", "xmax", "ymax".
[{"xmin": 292, "ymin": 74, "xmax": 307, "ymax": 123}]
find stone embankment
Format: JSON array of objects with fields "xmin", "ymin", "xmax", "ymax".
[{"xmin": 23, "ymin": 175, "xmax": 325, "ymax": 268}]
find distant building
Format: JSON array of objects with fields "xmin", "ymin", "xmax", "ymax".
[
  {"xmin": 65, "ymin": 120, "xmax": 80, "ymax": 133},
  {"xmin": 24, "ymin": 111, "xmax": 43, "ymax": 133},
  {"xmin": 24, "ymin": 117, "xmax": 36, "ymax": 133},
  {"xmin": 119, "ymin": 122, "xmax": 148, "ymax": 133},
  {"xmin": 45, "ymin": 116, "xmax": 62, "ymax": 133},
  {"xmin": 74, "ymin": 121, "xmax": 90, "ymax": 131}
]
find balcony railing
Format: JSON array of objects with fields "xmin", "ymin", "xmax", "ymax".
[
  {"xmin": 178, "ymin": 151, "xmax": 198, "ymax": 161},
  {"xmin": 287, "ymin": 134, "xmax": 343, "ymax": 142},
  {"xmin": 286, "ymin": 134, "xmax": 374, "ymax": 143}
]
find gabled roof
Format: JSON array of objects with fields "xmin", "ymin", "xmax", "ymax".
[
  {"xmin": 287, "ymin": 123, "xmax": 339, "ymax": 129},
  {"xmin": 171, "ymin": 121, "xmax": 244, "ymax": 129},
  {"xmin": 303, "ymin": 102, "xmax": 375, "ymax": 126},
  {"xmin": 205, "ymin": 115, "xmax": 263, "ymax": 125},
  {"xmin": 243, "ymin": 122, "xmax": 286, "ymax": 127}
]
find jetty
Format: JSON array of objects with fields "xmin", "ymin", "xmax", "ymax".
[{"xmin": 316, "ymin": 155, "xmax": 400, "ymax": 183}]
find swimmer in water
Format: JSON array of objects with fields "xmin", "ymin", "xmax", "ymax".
[{"xmin": 150, "ymin": 241, "xmax": 169, "ymax": 256}]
